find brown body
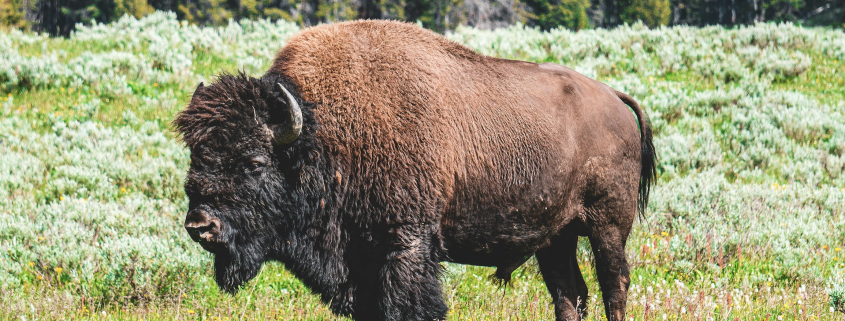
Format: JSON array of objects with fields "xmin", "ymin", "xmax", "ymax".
[
  {"xmin": 178, "ymin": 20, "xmax": 654, "ymax": 321},
  {"xmin": 276, "ymin": 20, "xmax": 641, "ymax": 274}
]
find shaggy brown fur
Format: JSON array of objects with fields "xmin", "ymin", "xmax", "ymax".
[{"xmin": 177, "ymin": 20, "xmax": 655, "ymax": 321}]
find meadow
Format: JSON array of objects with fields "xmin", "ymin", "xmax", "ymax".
[{"xmin": 1, "ymin": 12, "xmax": 844, "ymax": 320}]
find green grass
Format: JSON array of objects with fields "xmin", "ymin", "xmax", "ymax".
[{"xmin": 2, "ymin": 15, "xmax": 845, "ymax": 320}]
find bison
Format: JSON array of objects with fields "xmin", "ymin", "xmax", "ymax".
[{"xmin": 175, "ymin": 20, "xmax": 656, "ymax": 321}]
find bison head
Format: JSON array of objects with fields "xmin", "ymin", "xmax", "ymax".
[{"xmin": 174, "ymin": 73, "xmax": 309, "ymax": 293}]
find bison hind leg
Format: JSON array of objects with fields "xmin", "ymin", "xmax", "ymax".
[{"xmin": 536, "ymin": 225, "xmax": 588, "ymax": 321}]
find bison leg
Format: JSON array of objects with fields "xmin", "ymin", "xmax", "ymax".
[
  {"xmin": 330, "ymin": 282, "xmax": 356, "ymax": 316},
  {"xmin": 588, "ymin": 221, "xmax": 632, "ymax": 321},
  {"xmin": 536, "ymin": 226, "xmax": 588, "ymax": 321},
  {"xmin": 354, "ymin": 224, "xmax": 447, "ymax": 321}
]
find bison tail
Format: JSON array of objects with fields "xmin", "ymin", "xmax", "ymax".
[{"xmin": 615, "ymin": 90, "xmax": 657, "ymax": 220}]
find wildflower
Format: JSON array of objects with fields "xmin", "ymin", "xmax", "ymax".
[
  {"xmin": 55, "ymin": 267, "xmax": 62, "ymax": 274},
  {"xmin": 661, "ymin": 231, "xmax": 668, "ymax": 237},
  {"xmin": 28, "ymin": 262, "xmax": 34, "ymax": 267},
  {"xmin": 836, "ymin": 247, "xmax": 841, "ymax": 252},
  {"xmin": 120, "ymin": 187, "xmax": 127, "ymax": 193},
  {"xmin": 187, "ymin": 309, "xmax": 195, "ymax": 314},
  {"xmin": 183, "ymin": 293, "xmax": 188, "ymax": 298},
  {"xmin": 60, "ymin": 196, "xmax": 64, "ymax": 201}
]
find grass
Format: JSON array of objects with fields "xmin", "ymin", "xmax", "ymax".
[{"xmin": 1, "ymin": 15, "xmax": 845, "ymax": 320}]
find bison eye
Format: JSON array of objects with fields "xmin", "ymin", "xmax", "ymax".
[{"xmin": 245, "ymin": 156, "xmax": 269, "ymax": 173}]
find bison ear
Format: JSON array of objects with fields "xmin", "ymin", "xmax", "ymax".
[{"xmin": 264, "ymin": 83, "xmax": 302, "ymax": 146}]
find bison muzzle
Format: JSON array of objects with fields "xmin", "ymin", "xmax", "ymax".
[{"xmin": 175, "ymin": 20, "xmax": 656, "ymax": 321}]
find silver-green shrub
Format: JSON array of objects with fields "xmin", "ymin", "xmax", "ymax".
[{"xmin": 0, "ymin": 13, "xmax": 843, "ymax": 311}]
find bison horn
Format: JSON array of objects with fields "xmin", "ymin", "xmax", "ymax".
[
  {"xmin": 267, "ymin": 83, "xmax": 303, "ymax": 146},
  {"xmin": 189, "ymin": 82, "xmax": 205, "ymax": 103}
]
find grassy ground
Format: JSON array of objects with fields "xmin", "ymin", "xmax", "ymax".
[{"xmin": 1, "ymin": 16, "xmax": 845, "ymax": 320}]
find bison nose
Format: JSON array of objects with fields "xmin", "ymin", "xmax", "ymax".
[{"xmin": 184, "ymin": 210, "xmax": 223, "ymax": 244}]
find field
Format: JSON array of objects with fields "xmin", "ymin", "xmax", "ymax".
[{"xmin": 1, "ymin": 12, "xmax": 845, "ymax": 320}]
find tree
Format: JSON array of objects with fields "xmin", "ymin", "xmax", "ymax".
[
  {"xmin": 33, "ymin": 0, "xmax": 114, "ymax": 36},
  {"xmin": 523, "ymin": 0, "xmax": 591, "ymax": 30},
  {"xmin": 115, "ymin": 0, "xmax": 154, "ymax": 18},
  {"xmin": 621, "ymin": 0, "xmax": 670, "ymax": 26},
  {"xmin": 1, "ymin": 0, "xmax": 29, "ymax": 28}
]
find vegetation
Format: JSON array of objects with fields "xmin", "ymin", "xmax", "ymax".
[
  {"xmin": 0, "ymin": 0, "xmax": 843, "ymax": 35},
  {"xmin": 1, "ymin": 12, "xmax": 845, "ymax": 320}
]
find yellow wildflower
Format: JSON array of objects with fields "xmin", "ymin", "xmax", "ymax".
[
  {"xmin": 60, "ymin": 196, "xmax": 64, "ymax": 201},
  {"xmin": 661, "ymin": 231, "xmax": 669, "ymax": 237},
  {"xmin": 836, "ymin": 247, "xmax": 841, "ymax": 252},
  {"xmin": 28, "ymin": 261, "xmax": 34, "ymax": 267},
  {"xmin": 187, "ymin": 309, "xmax": 195, "ymax": 314},
  {"xmin": 120, "ymin": 187, "xmax": 127, "ymax": 193},
  {"xmin": 54, "ymin": 267, "xmax": 62, "ymax": 274},
  {"xmin": 154, "ymin": 83, "xmax": 159, "ymax": 87}
]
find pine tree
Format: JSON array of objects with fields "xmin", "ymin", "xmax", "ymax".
[
  {"xmin": 523, "ymin": 0, "xmax": 591, "ymax": 30},
  {"xmin": 621, "ymin": 0, "xmax": 670, "ymax": 27}
]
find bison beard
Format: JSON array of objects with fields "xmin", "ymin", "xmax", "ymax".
[
  {"xmin": 214, "ymin": 240, "xmax": 265, "ymax": 293},
  {"xmin": 176, "ymin": 20, "xmax": 656, "ymax": 321}
]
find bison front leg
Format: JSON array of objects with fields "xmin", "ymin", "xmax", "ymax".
[
  {"xmin": 535, "ymin": 225, "xmax": 588, "ymax": 321},
  {"xmin": 370, "ymin": 224, "xmax": 448, "ymax": 321}
]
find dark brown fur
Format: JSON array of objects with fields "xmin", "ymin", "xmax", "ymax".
[{"xmin": 176, "ymin": 20, "xmax": 655, "ymax": 321}]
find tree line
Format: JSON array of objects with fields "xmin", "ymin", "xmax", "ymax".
[{"xmin": 1, "ymin": 0, "xmax": 842, "ymax": 36}]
